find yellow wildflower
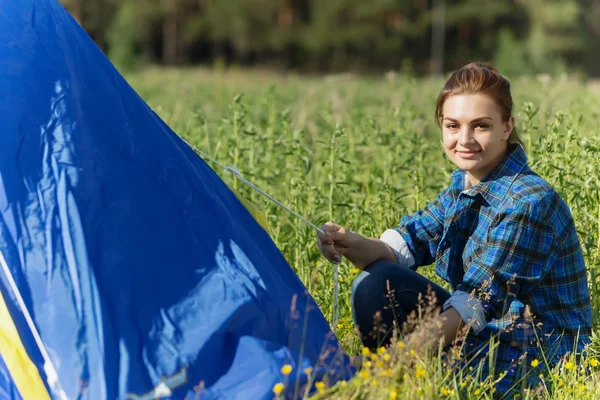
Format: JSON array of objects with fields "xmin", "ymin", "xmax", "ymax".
[
  {"xmin": 371, "ymin": 379, "xmax": 378, "ymax": 386},
  {"xmin": 272, "ymin": 382, "xmax": 284, "ymax": 395},
  {"xmin": 281, "ymin": 364, "xmax": 292, "ymax": 375},
  {"xmin": 377, "ymin": 347, "xmax": 386, "ymax": 355},
  {"xmin": 410, "ymin": 349, "xmax": 416, "ymax": 357},
  {"xmin": 304, "ymin": 367, "xmax": 312, "ymax": 376},
  {"xmin": 376, "ymin": 361, "xmax": 384, "ymax": 368},
  {"xmin": 362, "ymin": 347, "xmax": 371, "ymax": 356},
  {"xmin": 390, "ymin": 390, "xmax": 398, "ymax": 400},
  {"xmin": 531, "ymin": 359, "xmax": 539, "ymax": 368},
  {"xmin": 589, "ymin": 358, "xmax": 599, "ymax": 367},
  {"xmin": 397, "ymin": 341, "xmax": 405, "ymax": 349},
  {"xmin": 370, "ymin": 354, "xmax": 378, "ymax": 361},
  {"xmin": 360, "ymin": 369, "xmax": 370, "ymax": 380},
  {"xmin": 315, "ymin": 381, "xmax": 326, "ymax": 394},
  {"xmin": 564, "ymin": 361, "xmax": 574, "ymax": 370},
  {"xmin": 459, "ymin": 381, "xmax": 467, "ymax": 388},
  {"xmin": 352, "ymin": 268, "xmax": 360, "ymax": 275},
  {"xmin": 440, "ymin": 387, "xmax": 450, "ymax": 396},
  {"xmin": 337, "ymin": 323, "xmax": 343, "ymax": 330},
  {"xmin": 383, "ymin": 353, "xmax": 391, "ymax": 362},
  {"xmin": 558, "ymin": 380, "xmax": 564, "ymax": 387},
  {"xmin": 403, "ymin": 373, "xmax": 408, "ymax": 381},
  {"xmin": 415, "ymin": 365, "xmax": 426, "ymax": 379},
  {"xmin": 578, "ymin": 384, "xmax": 586, "ymax": 392},
  {"xmin": 474, "ymin": 388, "xmax": 481, "ymax": 396},
  {"xmin": 364, "ymin": 361, "xmax": 372, "ymax": 368}
]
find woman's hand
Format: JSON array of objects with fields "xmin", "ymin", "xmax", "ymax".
[
  {"xmin": 316, "ymin": 222, "xmax": 397, "ymax": 269},
  {"xmin": 316, "ymin": 222, "xmax": 359, "ymax": 264}
]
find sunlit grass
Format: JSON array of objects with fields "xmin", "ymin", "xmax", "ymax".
[{"xmin": 126, "ymin": 66, "xmax": 600, "ymax": 399}]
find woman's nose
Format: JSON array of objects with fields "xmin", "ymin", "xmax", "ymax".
[{"xmin": 458, "ymin": 127, "xmax": 475, "ymax": 145}]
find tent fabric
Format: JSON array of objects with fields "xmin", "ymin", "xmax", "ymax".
[{"xmin": 0, "ymin": 1, "xmax": 354, "ymax": 399}]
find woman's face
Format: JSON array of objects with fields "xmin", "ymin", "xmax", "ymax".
[{"xmin": 441, "ymin": 93, "xmax": 514, "ymax": 186}]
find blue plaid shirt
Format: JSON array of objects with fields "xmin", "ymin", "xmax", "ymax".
[{"xmin": 392, "ymin": 145, "xmax": 592, "ymax": 394}]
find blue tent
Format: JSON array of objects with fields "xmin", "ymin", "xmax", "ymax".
[{"xmin": 0, "ymin": 1, "xmax": 354, "ymax": 399}]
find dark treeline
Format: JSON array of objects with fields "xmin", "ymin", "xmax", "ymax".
[{"xmin": 60, "ymin": 0, "xmax": 600, "ymax": 76}]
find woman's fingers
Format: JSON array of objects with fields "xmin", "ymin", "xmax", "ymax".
[
  {"xmin": 317, "ymin": 222, "xmax": 344, "ymax": 263},
  {"xmin": 318, "ymin": 222, "xmax": 347, "ymax": 244}
]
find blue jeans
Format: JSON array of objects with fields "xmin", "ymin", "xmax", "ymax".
[{"xmin": 351, "ymin": 260, "xmax": 451, "ymax": 350}]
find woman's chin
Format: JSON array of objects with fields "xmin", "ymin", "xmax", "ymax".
[{"xmin": 452, "ymin": 157, "xmax": 481, "ymax": 171}]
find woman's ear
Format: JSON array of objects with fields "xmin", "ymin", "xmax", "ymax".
[{"xmin": 503, "ymin": 116, "xmax": 515, "ymax": 140}]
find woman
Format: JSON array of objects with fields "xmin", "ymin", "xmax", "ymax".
[{"xmin": 317, "ymin": 62, "xmax": 592, "ymax": 394}]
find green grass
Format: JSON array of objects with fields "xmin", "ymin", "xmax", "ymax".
[{"xmin": 126, "ymin": 67, "xmax": 600, "ymax": 399}]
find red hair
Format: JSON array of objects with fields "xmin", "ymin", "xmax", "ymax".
[{"xmin": 435, "ymin": 62, "xmax": 522, "ymax": 146}]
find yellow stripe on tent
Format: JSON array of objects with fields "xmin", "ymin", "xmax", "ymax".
[
  {"xmin": 0, "ymin": 291, "xmax": 52, "ymax": 400},
  {"xmin": 231, "ymin": 187, "xmax": 269, "ymax": 232}
]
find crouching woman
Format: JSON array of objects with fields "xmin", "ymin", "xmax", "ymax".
[{"xmin": 317, "ymin": 62, "xmax": 592, "ymax": 395}]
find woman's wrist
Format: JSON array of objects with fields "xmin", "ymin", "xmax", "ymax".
[{"xmin": 344, "ymin": 235, "xmax": 397, "ymax": 269}]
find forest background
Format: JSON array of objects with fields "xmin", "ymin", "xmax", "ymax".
[{"xmin": 59, "ymin": 0, "xmax": 600, "ymax": 78}]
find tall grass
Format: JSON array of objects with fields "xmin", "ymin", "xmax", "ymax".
[{"xmin": 127, "ymin": 68, "xmax": 600, "ymax": 398}]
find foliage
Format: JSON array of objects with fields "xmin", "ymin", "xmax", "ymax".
[
  {"xmin": 125, "ymin": 67, "xmax": 600, "ymax": 398},
  {"xmin": 58, "ymin": 0, "xmax": 599, "ymax": 76}
]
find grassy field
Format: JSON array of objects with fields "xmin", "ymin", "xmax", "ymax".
[{"xmin": 126, "ymin": 67, "xmax": 600, "ymax": 399}]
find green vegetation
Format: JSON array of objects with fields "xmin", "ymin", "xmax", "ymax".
[
  {"xmin": 127, "ymin": 67, "xmax": 600, "ymax": 398},
  {"xmin": 61, "ymin": 0, "xmax": 600, "ymax": 76}
]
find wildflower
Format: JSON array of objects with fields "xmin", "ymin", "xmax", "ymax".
[
  {"xmin": 383, "ymin": 353, "xmax": 391, "ymax": 362},
  {"xmin": 397, "ymin": 341, "xmax": 405, "ymax": 349},
  {"xmin": 359, "ymin": 369, "xmax": 369, "ymax": 380},
  {"xmin": 564, "ymin": 361, "xmax": 574, "ymax": 370},
  {"xmin": 371, "ymin": 379, "xmax": 378, "ymax": 386},
  {"xmin": 403, "ymin": 373, "xmax": 408, "ymax": 381},
  {"xmin": 337, "ymin": 323, "xmax": 343, "ymax": 330},
  {"xmin": 459, "ymin": 381, "xmax": 467, "ymax": 388},
  {"xmin": 364, "ymin": 361, "xmax": 372, "ymax": 368},
  {"xmin": 415, "ymin": 365, "xmax": 426, "ymax": 379},
  {"xmin": 410, "ymin": 349, "xmax": 416, "ymax": 357},
  {"xmin": 352, "ymin": 268, "xmax": 360, "ymax": 275},
  {"xmin": 440, "ymin": 387, "xmax": 450, "ymax": 396},
  {"xmin": 315, "ymin": 381, "xmax": 326, "ymax": 394},
  {"xmin": 281, "ymin": 364, "xmax": 292, "ymax": 375},
  {"xmin": 557, "ymin": 380, "xmax": 564, "ymax": 387},
  {"xmin": 370, "ymin": 354, "xmax": 378, "ymax": 361},
  {"xmin": 589, "ymin": 358, "xmax": 599, "ymax": 367},
  {"xmin": 578, "ymin": 384, "xmax": 586, "ymax": 392},
  {"xmin": 376, "ymin": 361, "xmax": 384, "ymax": 368},
  {"xmin": 362, "ymin": 347, "xmax": 371, "ymax": 356},
  {"xmin": 530, "ymin": 359, "xmax": 539, "ymax": 368},
  {"xmin": 390, "ymin": 390, "xmax": 398, "ymax": 400},
  {"xmin": 304, "ymin": 367, "xmax": 312, "ymax": 376},
  {"xmin": 272, "ymin": 383, "xmax": 284, "ymax": 395},
  {"xmin": 474, "ymin": 389, "xmax": 481, "ymax": 395},
  {"xmin": 377, "ymin": 347, "xmax": 386, "ymax": 355}
]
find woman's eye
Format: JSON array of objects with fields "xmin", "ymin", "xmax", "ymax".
[
  {"xmin": 446, "ymin": 124, "xmax": 458, "ymax": 130},
  {"xmin": 476, "ymin": 124, "xmax": 489, "ymax": 130}
]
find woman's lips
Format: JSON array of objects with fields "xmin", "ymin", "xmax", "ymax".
[{"xmin": 457, "ymin": 150, "xmax": 480, "ymax": 159}]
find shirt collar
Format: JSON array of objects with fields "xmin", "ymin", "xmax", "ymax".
[{"xmin": 451, "ymin": 144, "xmax": 528, "ymax": 208}]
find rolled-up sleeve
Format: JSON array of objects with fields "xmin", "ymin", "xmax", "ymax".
[
  {"xmin": 395, "ymin": 187, "xmax": 450, "ymax": 268},
  {"xmin": 443, "ymin": 290, "xmax": 487, "ymax": 334},
  {"xmin": 379, "ymin": 229, "xmax": 416, "ymax": 269},
  {"xmin": 452, "ymin": 201, "xmax": 558, "ymax": 328}
]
